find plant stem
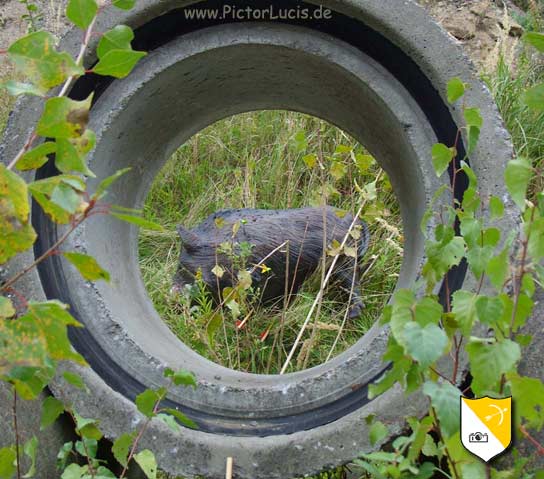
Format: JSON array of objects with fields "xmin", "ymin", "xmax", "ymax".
[
  {"xmin": 119, "ymin": 396, "xmax": 163, "ymax": 479},
  {"xmin": 280, "ymin": 204, "xmax": 364, "ymax": 374},
  {"xmin": 1, "ymin": 208, "xmax": 91, "ymax": 293},
  {"xmin": 519, "ymin": 424, "xmax": 544, "ymax": 455},
  {"xmin": 12, "ymin": 388, "xmax": 21, "ymax": 479}
]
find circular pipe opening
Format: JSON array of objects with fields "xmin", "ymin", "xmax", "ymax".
[{"xmin": 138, "ymin": 110, "xmax": 404, "ymax": 374}]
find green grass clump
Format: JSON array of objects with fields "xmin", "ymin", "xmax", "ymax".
[
  {"xmin": 139, "ymin": 110, "xmax": 403, "ymax": 374},
  {"xmin": 485, "ymin": 56, "xmax": 544, "ymax": 196}
]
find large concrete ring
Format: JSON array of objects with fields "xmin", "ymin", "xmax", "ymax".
[{"xmin": 1, "ymin": 1, "xmax": 520, "ymax": 478}]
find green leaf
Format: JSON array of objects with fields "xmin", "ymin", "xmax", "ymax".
[
  {"xmin": 423, "ymin": 236, "xmax": 465, "ymax": 286},
  {"xmin": 527, "ymin": 216, "xmax": 544, "ymax": 260},
  {"xmin": 56, "ymin": 442, "xmax": 73, "ymax": 471},
  {"xmin": 63, "ymin": 371, "xmax": 88, "ymax": 391},
  {"xmin": 466, "ymin": 125, "xmax": 481, "ymax": 155},
  {"xmin": 16, "ymin": 142, "xmax": 56, "ymax": 171},
  {"xmin": 466, "ymin": 245, "xmax": 494, "ymax": 279},
  {"xmin": 355, "ymin": 153, "xmax": 375, "ymax": 172},
  {"xmin": 0, "ymin": 165, "xmax": 37, "ymax": 263},
  {"xmin": 523, "ymin": 31, "xmax": 544, "ymax": 52},
  {"xmin": 508, "ymin": 374, "xmax": 544, "ymax": 429},
  {"xmin": 73, "ymin": 412, "xmax": 103, "ymax": 440},
  {"xmin": 41, "ymin": 396, "xmax": 65, "ymax": 430},
  {"xmin": 460, "ymin": 462, "xmax": 486, "ymax": 479},
  {"xmin": 524, "ymin": 83, "xmax": 544, "ymax": 111},
  {"xmin": 475, "ymin": 296, "xmax": 504, "ymax": 325},
  {"xmin": 0, "ymin": 447, "xmax": 17, "ymax": 479},
  {"xmin": 136, "ymin": 389, "xmax": 160, "ymax": 418},
  {"xmin": 55, "ymin": 130, "xmax": 96, "ymax": 177},
  {"xmin": 369, "ymin": 420, "xmax": 389, "ymax": 446},
  {"xmin": 37, "ymin": 96, "xmax": 92, "ymax": 139},
  {"xmin": 113, "ymin": 0, "xmax": 136, "ymax": 9},
  {"xmin": 94, "ymin": 466, "xmax": 117, "ymax": 479},
  {"xmin": 0, "ymin": 317, "xmax": 48, "ymax": 377},
  {"xmin": 164, "ymin": 368, "xmax": 197, "ymax": 388},
  {"xmin": 61, "ymin": 463, "xmax": 86, "ymax": 479},
  {"xmin": 423, "ymin": 381, "xmax": 461, "ymax": 438},
  {"xmin": 63, "ymin": 252, "xmax": 110, "ymax": 282},
  {"xmin": 134, "ymin": 450, "xmax": 157, "ymax": 479},
  {"xmin": 66, "ymin": 0, "xmax": 98, "ymax": 29},
  {"xmin": 464, "ymin": 107, "xmax": 483, "ymax": 129},
  {"xmin": 431, "ymin": 143, "xmax": 455, "ymax": 177},
  {"xmin": 157, "ymin": 413, "xmax": 181, "ymax": 433},
  {"xmin": 75, "ymin": 438, "xmax": 97, "ymax": 459},
  {"xmin": 206, "ymin": 312, "xmax": 222, "ymax": 347},
  {"xmin": 111, "ymin": 212, "xmax": 164, "ymax": 231},
  {"xmin": 2, "ymin": 80, "xmax": 45, "ymax": 97},
  {"xmin": 407, "ymin": 416, "xmax": 433, "ymax": 462},
  {"xmin": 505, "ymin": 158, "xmax": 533, "ymax": 210},
  {"xmin": 22, "ymin": 436, "xmax": 38, "ymax": 478},
  {"xmin": 447, "ymin": 77, "xmax": 465, "ymax": 103},
  {"xmin": 8, "ymin": 31, "xmax": 84, "ymax": 90},
  {"xmin": 486, "ymin": 248, "xmax": 509, "ymax": 290},
  {"xmin": 402, "ymin": 322, "xmax": 447, "ymax": 368},
  {"xmin": 29, "ymin": 175, "xmax": 86, "ymax": 224},
  {"xmin": 112, "ymin": 432, "xmax": 135, "ymax": 467},
  {"xmin": 330, "ymin": 161, "xmax": 347, "ymax": 180},
  {"xmin": 92, "ymin": 167, "xmax": 131, "ymax": 200},
  {"xmin": 0, "ymin": 297, "xmax": 16, "ymax": 319},
  {"xmin": 163, "ymin": 408, "xmax": 197, "ymax": 429},
  {"xmin": 50, "ymin": 182, "xmax": 82, "ymax": 214},
  {"xmin": 25, "ymin": 301, "xmax": 86, "ymax": 365},
  {"xmin": 489, "ymin": 196, "xmax": 504, "ymax": 220},
  {"xmin": 93, "ymin": 50, "xmax": 146, "ymax": 79},
  {"xmin": 302, "ymin": 154, "xmax": 317, "ymax": 169},
  {"xmin": 467, "ymin": 340, "xmax": 520, "ymax": 393},
  {"xmin": 97, "ymin": 25, "xmax": 134, "ymax": 58},
  {"xmin": 421, "ymin": 434, "xmax": 438, "ymax": 457}
]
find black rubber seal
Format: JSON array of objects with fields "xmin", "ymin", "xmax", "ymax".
[{"xmin": 34, "ymin": 0, "xmax": 468, "ymax": 436}]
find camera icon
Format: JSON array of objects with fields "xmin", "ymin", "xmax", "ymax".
[{"xmin": 469, "ymin": 432, "xmax": 489, "ymax": 443}]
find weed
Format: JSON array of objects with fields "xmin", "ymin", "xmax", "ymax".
[{"xmin": 139, "ymin": 110, "xmax": 403, "ymax": 374}]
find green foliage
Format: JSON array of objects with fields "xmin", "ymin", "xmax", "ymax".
[
  {"xmin": 447, "ymin": 77, "xmax": 466, "ymax": 104},
  {"xmin": 63, "ymin": 252, "xmax": 110, "ymax": 282},
  {"xmin": 134, "ymin": 450, "xmax": 157, "ymax": 479},
  {"xmin": 7, "ymin": 31, "xmax": 83, "ymax": 92},
  {"xmin": 140, "ymin": 110, "xmax": 402, "ymax": 373},
  {"xmin": 363, "ymin": 67, "xmax": 544, "ymax": 478},
  {"xmin": 66, "ymin": 0, "xmax": 98, "ymax": 30},
  {"xmin": 40, "ymin": 396, "xmax": 65, "ymax": 430}
]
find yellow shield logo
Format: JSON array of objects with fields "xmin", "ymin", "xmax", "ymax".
[{"xmin": 461, "ymin": 396, "xmax": 512, "ymax": 462}]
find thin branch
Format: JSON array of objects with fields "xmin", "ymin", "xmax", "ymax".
[
  {"xmin": 519, "ymin": 424, "xmax": 544, "ymax": 456},
  {"xmin": 280, "ymin": 204, "xmax": 364, "ymax": 375},
  {"xmin": 0, "ymin": 205, "xmax": 94, "ymax": 293},
  {"xmin": 12, "ymin": 388, "xmax": 21, "ymax": 479}
]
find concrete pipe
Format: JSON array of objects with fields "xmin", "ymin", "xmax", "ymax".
[{"xmin": 1, "ymin": 1, "xmax": 525, "ymax": 478}]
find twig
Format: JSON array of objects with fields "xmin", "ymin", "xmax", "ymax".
[
  {"xmin": 280, "ymin": 204, "xmax": 364, "ymax": 374},
  {"xmin": 325, "ymin": 254, "xmax": 358, "ymax": 362},
  {"xmin": 6, "ymin": 4, "xmax": 101, "ymax": 171},
  {"xmin": 519, "ymin": 424, "xmax": 544, "ymax": 456},
  {"xmin": 119, "ymin": 394, "xmax": 163, "ymax": 479},
  {"xmin": 0, "ymin": 206, "xmax": 93, "ymax": 293},
  {"xmin": 12, "ymin": 388, "xmax": 21, "ymax": 479}
]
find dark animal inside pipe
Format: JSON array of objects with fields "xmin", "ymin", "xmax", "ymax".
[{"xmin": 171, "ymin": 206, "xmax": 371, "ymax": 319}]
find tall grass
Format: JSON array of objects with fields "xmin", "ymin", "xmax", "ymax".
[
  {"xmin": 139, "ymin": 110, "xmax": 403, "ymax": 374},
  {"xmin": 485, "ymin": 55, "xmax": 544, "ymax": 195}
]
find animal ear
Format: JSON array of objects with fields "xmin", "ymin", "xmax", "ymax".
[{"xmin": 177, "ymin": 226, "xmax": 200, "ymax": 250}]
